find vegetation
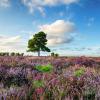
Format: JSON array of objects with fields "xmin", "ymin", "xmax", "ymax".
[
  {"xmin": 35, "ymin": 64, "xmax": 53, "ymax": 73},
  {"xmin": 74, "ymin": 68, "xmax": 85, "ymax": 77},
  {"xmin": 27, "ymin": 31, "xmax": 51, "ymax": 56},
  {"xmin": 0, "ymin": 31, "xmax": 99, "ymax": 99},
  {"xmin": 0, "ymin": 56, "xmax": 100, "ymax": 100},
  {"xmin": 32, "ymin": 80, "xmax": 44, "ymax": 88},
  {"xmin": 51, "ymin": 52, "xmax": 59, "ymax": 57},
  {"xmin": 0, "ymin": 52, "xmax": 24, "ymax": 56}
]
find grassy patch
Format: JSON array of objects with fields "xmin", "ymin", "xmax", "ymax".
[{"xmin": 35, "ymin": 64, "xmax": 53, "ymax": 73}]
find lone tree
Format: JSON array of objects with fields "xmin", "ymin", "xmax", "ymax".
[{"xmin": 27, "ymin": 31, "xmax": 51, "ymax": 56}]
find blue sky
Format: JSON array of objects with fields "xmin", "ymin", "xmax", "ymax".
[{"xmin": 0, "ymin": 0, "xmax": 100, "ymax": 56}]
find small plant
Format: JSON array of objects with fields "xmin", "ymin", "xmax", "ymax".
[
  {"xmin": 33, "ymin": 80, "xmax": 44, "ymax": 88},
  {"xmin": 35, "ymin": 64, "xmax": 53, "ymax": 73},
  {"xmin": 74, "ymin": 68, "xmax": 85, "ymax": 77}
]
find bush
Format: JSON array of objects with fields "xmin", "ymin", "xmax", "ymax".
[
  {"xmin": 11, "ymin": 52, "xmax": 15, "ymax": 56},
  {"xmin": 74, "ymin": 68, "xmax": 85, "ymax": 77},
  {"xmin": 35, "ymin": 64, "xmax": 53, "ymax": 73},
  {"xmin": 51, "ymin": 52, "xmax": 55, "ymax": 57},
  {"xmin": 51, "ymin": 52, "xmax": 59, "ymax": 57}
]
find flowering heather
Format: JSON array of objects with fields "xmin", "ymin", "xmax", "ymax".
[{"xmin": 0, "ymin": 56, "xmax": 100, "ymax": 100}]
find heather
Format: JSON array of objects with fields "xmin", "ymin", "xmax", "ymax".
[{"xmin": 0, "ymin": 56, "xmax": 100, "ymax": 100}]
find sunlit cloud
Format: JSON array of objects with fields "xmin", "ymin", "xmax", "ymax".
[{"xmin": 39, "ymin": 20, "xmax": 75, "ymax": 46}]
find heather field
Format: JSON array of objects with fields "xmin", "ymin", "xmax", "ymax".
[{"xmin": 0, "ymin": 56, "xmax": 100, "ymax": 100}]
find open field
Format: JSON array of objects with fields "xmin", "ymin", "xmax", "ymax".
[{"xmin": 0, "ymin": 56, "xmax": 100, "ymax": 100}]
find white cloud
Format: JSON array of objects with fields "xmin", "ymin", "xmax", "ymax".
[
  {"xmin": 0, "ymin": 35, "xmax": 26, "ymax": 52},
  {"xmin": 0, "ymin": 0, "xmax": 79, "ymax": 15},
  {"xmin": 0, "ymin": 35, "xmax": 21, "ymax": 45},
  {"xmin": 22, "ymin": 0, "xmax": 79, "ymax": 15},
  {"xmin": 43, "ymin": 0, "xmax": 79, "ymax": 5},
  {"xmin": 39, "ymin": 20, "xmax": 75, "ymax": 36},
  {"xmin": 39, "ymin": 20, "xmax": 75, "ymax": 46},
  {"xmin": 48, "ymin": 36, "xmax": 74, "ymax": 46},
  {"xmin": 37, "ymin": 7, "xmax": 46, "ymax": 16},
  {"xmin": 0, "ymin": 0, "xmax": 10, "ymax": 7}
]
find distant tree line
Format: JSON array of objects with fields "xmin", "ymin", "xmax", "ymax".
[{"xmin": 0, "ymin": 52, "xmax": 24, "ymax": 56}]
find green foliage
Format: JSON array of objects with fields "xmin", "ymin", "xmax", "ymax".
[
  {"xmin": 0, "ymin": 52, "xmax": 9, "ymax": 56},
  {"xmin": 51, "ymin": 52, "xmax": 55, "ymax": 56},
  {"xmin": 33, "ymin": 80, "xmax": 44, "ymax": 88},
  {"xmin": 27, "ymin": 31, "xmax": 51, "ymax": 56},
  {"xmin": 74, "ymin": 68, "xmax": 85, "ymax": 77},
  {"xmin": 51, "ymin": 52, "xmax": 59, "ymax": 57},
  {"xmin": 10, "ymin": 52, "xmax": 24, "ymax": 56},
  {"xmin": 15, "ymin": 53, "xmax": 20, "ymax": 56},
  {"xmin": 35, "ymin": 64, "xmax": 53, "ymax": 73},
  {"xmin": 55, "ymin": 53, "xmax": 59, "ymax": 57},
  {"xmin": 11, "ymin": 52, "xmax": 15, "ymax": 56}
]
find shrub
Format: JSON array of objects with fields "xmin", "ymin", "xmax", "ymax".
[
  {"xmin": 74, "ymin": 68, "xmax": 85, "ymax": 77},
  {"xmin": 51, "ymin": 52, "xmax": 55, "ymax": 57},
  {"xmin": 51, "ymin": 52, "xmax": 59, "ymax": 57},
  {"xmin": 11, "ymin": 52, "xmax": 15, "ymax": 56},
  {"xmin": 35, "ymin": 64, "xmax": 53, "ymax": 73}
]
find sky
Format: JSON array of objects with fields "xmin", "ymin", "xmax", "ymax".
[{"xmin": 0, "ymin": 0, "xmax": 100, "ymax": 56}]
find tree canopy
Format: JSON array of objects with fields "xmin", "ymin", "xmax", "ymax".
[{"xmin": 27, "ymin": 31, "xmax": 51, "ymax": 56}]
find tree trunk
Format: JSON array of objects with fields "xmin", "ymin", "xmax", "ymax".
[{"xmin": 38, "ymin": 50, "xmax": 40, "ymax": 56}]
